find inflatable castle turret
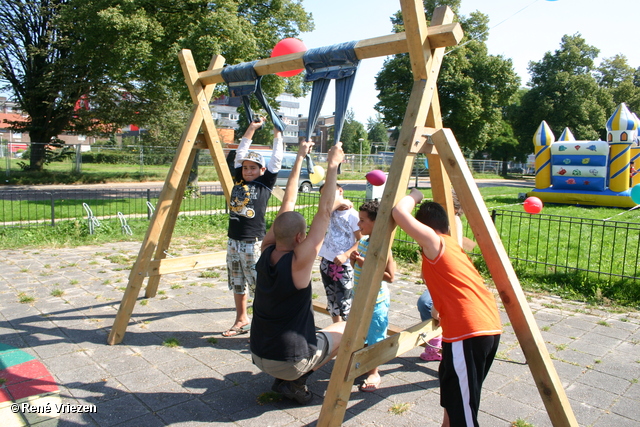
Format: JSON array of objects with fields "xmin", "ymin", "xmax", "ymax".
[
  {"xmin": 528, "ymin": 103, "xmax": 640, "ymax": 207},
  {"xmin": 533, "ymin": 121, "xmax": 554, "ymax": 190}
]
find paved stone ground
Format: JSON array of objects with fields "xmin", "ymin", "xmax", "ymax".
[{"xmin": 0, "ymin": 241, "xmax": 639, "ymax": 426}]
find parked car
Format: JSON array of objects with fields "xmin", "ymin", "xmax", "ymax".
[{"xmin": 226, "ymin": 150, "xmax": 322, "ymax": 192}]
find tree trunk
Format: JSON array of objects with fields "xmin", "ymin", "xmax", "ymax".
[
  {"xmin": 28, "ymin": 136, "xmax": 47, "ymax": 171},
  {"xmin": 186, "ymin": 152, "xmax": 201, "ymax": 198}
]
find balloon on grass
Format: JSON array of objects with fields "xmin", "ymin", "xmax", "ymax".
[
  {"xmin": 523, "ymin": 197, "xmax": 543, "ymax": 214},
  {"xmin": 271, "ymin": 38, "xmax": 306, "ymax": 77}
]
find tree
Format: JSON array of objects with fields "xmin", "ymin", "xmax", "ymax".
[
  {"xmin": 375, "ymin": 0, "xmax": 520, "ymax": 154},
  {"xmin": 338, "ymin": 109, "xmax": 368, "ymax": 154},
  {"xmin": 483, "ymin": 121, "xmax": 520, "ymax": 174},
  {"xmin": 515, "ymin": 34, "xmax": 614, "ymax": 144},
  {"xmin": 595, "ymin": 55, "xmax": 640, "ymax": 113},
  {"xmin": 367, "ymin": 115, "xmax": 389, "ymax": 151},
  {"xmin": 0, "ymin": 0, "xmax": 312, "ymax": 170}
]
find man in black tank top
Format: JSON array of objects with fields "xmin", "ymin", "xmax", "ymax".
[{"xmin": 250, "ymin": 140, "xmax": 347, "ymax": 404}]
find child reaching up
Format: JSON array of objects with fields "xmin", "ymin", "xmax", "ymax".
[
  {"xmin": 350, "ymin": 200, "xmax": 396, "ymax": 392},
  {"xmin": 318, "ymin": 183, "xmax": 361, "ymax": 323},
  {"xmin": 392, "ymin": 188, "xmax": 501, "ymax": 426},
  {"xmin": 223, "ymin": 117, "xmax": 283, "ymax": 337}
]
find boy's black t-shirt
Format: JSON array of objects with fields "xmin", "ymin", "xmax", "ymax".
[{"xmin": 227, "ymin": 167, "xmax": 277, "ymax": 241}]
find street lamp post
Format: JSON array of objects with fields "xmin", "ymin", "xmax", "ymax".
[{"xmin": 358, "ymin": 138, "xmax": 364, "ymax": 173}]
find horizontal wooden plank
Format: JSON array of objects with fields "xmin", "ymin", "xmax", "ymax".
[
  {"xmin": 147, "ymin": 251, "xmax": 226, "ymax": 276},
  {"xmin": 312, "ymin": 301, "xmax": 414, "ymax": 337},
  {"xmin": 199, "ymin": 23, "xmax": 462, "ymax": 85},
  {"xmin": 346, "ymin": 319, "xmax": 442, "ymax": 381}
]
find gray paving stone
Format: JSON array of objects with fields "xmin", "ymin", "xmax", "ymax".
[
  {"xmin": 87, "ymin": 394, "xmax": 151, "ymax": 427},
  {"xmin": 155, "ymin": 397, "xmax": 231, "ymax": 424},
  {"xmin": 1, "ymin": 243, "xmax": 639, "ymax": 426}
]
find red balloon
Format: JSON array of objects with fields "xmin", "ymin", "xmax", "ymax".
[
  {"xmin": 523, "ymin": 197, "xmax": 543, "ymax": 214},
  {"xmin": 271, "ymin": 38, "xmax": 306, "ymax": 77},
  {"xmin": 366, "ymin": 169, "xmax": 387, "ymax": 186}
]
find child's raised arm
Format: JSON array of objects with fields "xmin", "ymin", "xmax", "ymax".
[
  {"xmin": 290, "ymin": 142, "xmax": 344, "ymax": 288},
  {"xmin": 392, "ymin": 189, "xmax": 441, "ymax": 260},
  {"xmin": 267, "ymin": 126, "xmax": 284, "ymax": 173},
  {"xmin": 234, "ymin": 118, "xmax": 265, "ymax": 167},
  {"xmin": 261, "ymin": 140, "xmax": 313, "ymax": 249}
]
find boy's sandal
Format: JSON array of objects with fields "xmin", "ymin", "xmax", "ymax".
[
  {"xmin": 359, "ymin": 377, "xmax": 381, "ymax": 392},
  {"xmin": 222, "ymin": 324, "xmax": 250, "ymax": 337}
]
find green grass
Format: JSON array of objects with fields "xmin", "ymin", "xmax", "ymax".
[
  {"xmin": 388, "ymin": 402, "xmax": 411, "ymax": 415},
  {"xmin": 18, "ymin": 293, "xmax": 35, "ymax": 303},
  {"xmin": 0, "ymin": 214, "xmax": 229, "ymax": 251},
  {"xmin": 162, "ymin": 338, "xmax": 180, "ymax": 348},
  {"xmin": 256, "ymin": 391, "xmax": 282, "ymax": 405},
  {"xmin": 3, "ymin": 159, "xmax": 222, "ymax": 185}
]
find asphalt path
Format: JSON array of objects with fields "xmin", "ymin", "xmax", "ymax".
[{"xmin": 0, "ymin": 177, "xmax": 536, "ymax": 199}]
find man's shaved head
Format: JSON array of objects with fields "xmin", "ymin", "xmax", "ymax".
[{"xmin": 273, "ymin": 211, "xmax": 307, "ymax": 244}]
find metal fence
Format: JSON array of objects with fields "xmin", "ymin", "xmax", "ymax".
[{"xmin": 489, "ymin": 209, "xmax": 640, "ymax": 283}]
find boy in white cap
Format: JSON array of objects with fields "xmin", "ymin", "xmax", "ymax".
[{"xmin": 223, "ymin": 117, "xmax": 284, "ymax": 337}]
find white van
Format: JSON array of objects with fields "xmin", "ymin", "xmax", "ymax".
[{"xmin": 226, "ymin": 150, "xmax": 322, "ymax": 192}]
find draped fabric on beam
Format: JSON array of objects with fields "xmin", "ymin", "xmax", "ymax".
[
  {"xmin": 221, "ymin": 61, "xmax": 286, "ymax": 132},
  {"xmin": 303, "ymin": 41, "xmax": 360, "ymax": 146}
]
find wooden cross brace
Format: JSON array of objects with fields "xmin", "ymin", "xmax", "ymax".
[{"xmin": 107, "ymin": 52, "xmax": 233, "ymax": 345}]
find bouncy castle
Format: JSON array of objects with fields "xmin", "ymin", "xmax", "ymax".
[{"xmin": 527, "ymin": 103, "xmax": 640, "ymax": 207}]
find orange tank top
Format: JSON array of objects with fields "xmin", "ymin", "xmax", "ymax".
[{"xmin": 421, "ymin": 234, "xmax": 501, "ymax": 342}]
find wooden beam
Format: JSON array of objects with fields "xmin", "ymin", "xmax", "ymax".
[
  {"xmin": 347, "ymin": 319, "xmax": 441, "ymax": 381},
  {"xmin": 147, "ymin": 251, "xmax": 227, "ymax": 276},
  {"xmin": 311, "ymin": 301, "xmax": 407, "ymax": 336},
  {"xmin": 429, "ymin": 127, "xmax": 578, "ymax": 426},
  {"xmin": 198, "ymin": 23, "xmax": 463, "ymax": 85},
  {"xmin": 107, "ymin": 103, "xmax": 207, "ymax": 345},
  {"xmin": 181, "ymin": 52, "xmax": 234, "ymax": 202},
  {"xmin": 145, "ymin": 147, "xmax": 198, "ymax": 298}
]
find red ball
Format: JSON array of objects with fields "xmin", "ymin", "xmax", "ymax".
[
  {"xmin": 366, "ymin": 170, "xmax": 387, "ymax": 186},
  {"xmin": 523, "ymin": 197, "xmax": 543, "ymax": 214},
  {"xmin": 271, "ymin": 38, "xmax": 306, "ymax": 77}
]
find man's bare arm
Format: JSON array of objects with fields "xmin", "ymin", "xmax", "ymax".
[{"xmin": 291, "ymin": 143, "xmax": 344, "ymax": 289}]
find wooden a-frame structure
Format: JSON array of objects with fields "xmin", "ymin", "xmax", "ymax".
[{"xmin": 108, "ymin": 1, "xmax": 578, "ymax": 425}]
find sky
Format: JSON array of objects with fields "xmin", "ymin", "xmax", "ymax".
[{"xmin": 295, "ymin": 0, "xmax": 640, "ymax": 123}]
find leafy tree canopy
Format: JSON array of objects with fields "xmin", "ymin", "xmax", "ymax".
[
  {"xmin": 375, "ymin": 0, "xmax": 520, "ymax": 154},
  {"xmin": 515, "ymin": 34, "xmax": 614, "ymax": 144},
  {"xmin": 595, "ymin": 54, "xmax": 640, "ymax": 112},
  {"xmin": 0, "ymin": 0, "xmax": 312, "ymax": 169},
  {"xmin": 367, "ymin": 115, "xmax": 389, "ymax": 147},
  {"xmin": 336, "ymin": 109, "xmax": 368, "ymax": 154}
]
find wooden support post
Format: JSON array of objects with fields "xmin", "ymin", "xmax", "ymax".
[
  {"xmin": 317, "ymin": 4, "xmax": 452, "ymax": 425},
  {"xmin": 107, "ymin": 52, "xmax": 227, "ymax": 345},
  {"xmin": 145, "ymin": 147, "xmax": 198, "ymax": 298}
]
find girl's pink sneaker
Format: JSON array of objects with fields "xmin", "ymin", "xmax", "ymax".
[{"xmin": 420, "ymin": 336, "xmax": 442, "ymax": 361}]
